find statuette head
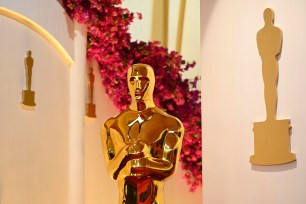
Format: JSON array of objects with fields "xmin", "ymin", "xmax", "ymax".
[
  {"xmin": 264, "ymin": 8, "xmax": 274, "ymax": 24},
  {"xmin": 127, "ymin": 64, "xmax": 155, "ymax": 102}
]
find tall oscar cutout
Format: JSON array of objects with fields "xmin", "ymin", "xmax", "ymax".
[
  {"xmin": 22, "ymin": 50, "xmax": 36, "ymax": 107},
  {"xmin": 101, "ymin": 64, "xmax": 184, "ymax": 204},
  {"xmin": 86, "ymin": 67, "xmax": 96, "ymax": 118},
  {"xmin": 250, "ymin": 8, "xmax": 296, "ymax": 165}
]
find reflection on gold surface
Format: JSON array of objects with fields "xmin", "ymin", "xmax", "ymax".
[{"xmin": 101, "ymin": 64, "xmax": 184, "ymax": 203}]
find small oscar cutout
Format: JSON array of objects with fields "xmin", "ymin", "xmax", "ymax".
[
  {"xmin": 22, "ymin": 50, "xmax": 36, "ymax": 107},
  {"xmin": 250, "ymin": 8, "xmax": 296, "ymax": 165},
  {"xmin": 86, "ymin": 67, "xmax": 96, "ymax": 118}
]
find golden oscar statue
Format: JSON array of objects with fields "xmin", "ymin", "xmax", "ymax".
[
  {"xmin": 250, "ymin": 8, "xmax": 296, "ymax": 165},
  {"xmin": 86, "ymin": 67, "xmax": 96, "ymax": 118},
  {"xmin": 101, "ymin": 64, "xmax": 184, "ymax": 204},
  {"xmin": 22, "ymin": 50, "xmax": 36, "ymax": 106}
]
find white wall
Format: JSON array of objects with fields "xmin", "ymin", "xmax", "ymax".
[
  {"xmin": 202, "ymin": 0, "xmax": 306, "ymax": 203},
  {"xmin": 0, "ymin": 1, "xmax": 85, "ymax": 204},
  {"xmin": 0, "ymin": 0, "xmax": 74, "ymax": 58}
]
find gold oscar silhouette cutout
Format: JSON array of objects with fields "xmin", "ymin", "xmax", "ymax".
[
  {"xmin": 86, "ymin": 67, "xmax": 96, "ymax": 118},
  {"xmin": 250, "ymin": 8, "xmax": 296, "ymax": 165},
  {"xmin": 22, "ymin": 50, "xmax": 36, "ymax": 107},
  {"xmin": 101, "ymin": 64, "xmax": 184, "ymax": 204}
]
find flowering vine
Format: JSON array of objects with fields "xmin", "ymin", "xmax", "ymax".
[{"xmin": 63, "ymin": 0, "xmax": 202, "ymax": 191}]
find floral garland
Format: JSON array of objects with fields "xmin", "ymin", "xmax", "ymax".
[{"xmin": 63, "ymin": 0, "xmax": 202, "ymax": 191}]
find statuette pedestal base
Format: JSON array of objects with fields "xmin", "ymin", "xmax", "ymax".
[
  {"xmin": 86, "ymin": 103, "xmax": 96, "ymax": 118},
  {"xmin": 250, "ymin": 119, "xmax": 296, "ymax": 165},
  {"xmin": 22, "ymin": 90, "xmax": 36, "ymax": 106}
]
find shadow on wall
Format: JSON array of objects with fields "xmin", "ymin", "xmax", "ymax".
[
  {"xmin": 251, "ymin": 160, "xmax": 297, "ymax": 172},
  {"xmin": 201, "ymin": 0, "xmax": 217, "ymax": 44},
  {"xmin": 56, "ymin": 0, "xmax": 63, "ymax": 7}
]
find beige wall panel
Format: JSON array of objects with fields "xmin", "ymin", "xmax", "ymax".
[
  {"xmin": 0, "ymin": 1, "xmax": 78, "ymax": 203},
  {"xmin": 0, "ymin": 16, "xmax": 70, "ymax": 204},
  {"xmin": 203, "ymin": 0, "xmax": 306, "ymax": 203}
]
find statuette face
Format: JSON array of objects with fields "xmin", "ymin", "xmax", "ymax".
[
  {"xmin": 101, "ymin": 64, "xmax": 184, "ymax": 204},
  {"xmin": 127, "ymin": 64, "xmax": 155, "ymax": 106}
]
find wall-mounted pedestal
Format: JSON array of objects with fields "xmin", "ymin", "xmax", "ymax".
[
  {"xmin": 22, "ymin": 90, "xmax": 36, "ymax": 106},
  {"xmin": 86, "ymin": 103, "xmax": 96, "ymax": 118},
  {"xmin": 250, "ymin": 119, "xmax": 296, "ymax": 165}
]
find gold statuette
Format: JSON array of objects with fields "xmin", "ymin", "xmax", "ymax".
[
  {"xmin": 86, "ymin": 67, "xmax": 96, "ymax": 118},
  {"xmin": 250, "ymin": 8, "xmax": 296, "ymax": 165},
  {"xmin": 21, "ymin": 50, "xmax": 36, "ymax": 107},
  {"xmin": 101, "ymin": 64, "xmax": 184, "ymax": 204}
]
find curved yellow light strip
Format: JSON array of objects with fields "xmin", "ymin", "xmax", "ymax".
[{"xmin": 0, "ymin": 7, "xmax": 74, "ymax": 66}]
